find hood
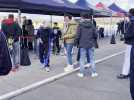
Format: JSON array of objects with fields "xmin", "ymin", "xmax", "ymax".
[
  {"xmin": 80, "ymin": 19, "xmax": 93, "ymax": 28},
  {"xmin": 3, "ymin": 18, "xmax": 14, "ymax": 25}
]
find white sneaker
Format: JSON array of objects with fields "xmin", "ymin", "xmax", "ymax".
[
  {"xmin": 73, "ymin": 61, "xmax": 79, "ymax": 65},
  {"xmin": 84, "ymin": 63, "xmax": 91, "ymax": 68},
  {"xmin": 91, "ymin": 73, "xmax": 98, "ymax": 78},
  {"xmin": 64, "ymin": 65, "xmax": 74, "ymax": 72},
  {"xmin": 77, "ymin": 73, "xmax": 84, "ymax": 78},
  {"xmin": 45, "ymin": 67, "xmax": 50, "ymax": 72}
]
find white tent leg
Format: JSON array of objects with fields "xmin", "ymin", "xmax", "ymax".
[{"xmin": 18, "ymin": 9, "xmax": 21, "ymax": 65}]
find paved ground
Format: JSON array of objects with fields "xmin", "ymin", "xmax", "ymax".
[
  {"xmin": 11, "ymin": 54, "xmax": 131, "ymax": 100},
  {"xmin": 0, "ymin": 37, "xmax": 128, "ymax": 99}
]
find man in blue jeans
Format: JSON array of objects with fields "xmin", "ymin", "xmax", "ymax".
[
  {"xmin": 63, "ymin": 14, "xmax": 77, "ymax": 72},
  {"xmin": 75, "ymin": 12, "xmax": 98, "ymax": 78}
]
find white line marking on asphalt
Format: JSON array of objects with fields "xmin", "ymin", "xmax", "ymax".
[{"xmin": 0, "ymin": 51, "xmax": 125, "ymax": 100}]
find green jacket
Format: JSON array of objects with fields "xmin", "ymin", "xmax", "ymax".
[{"xmin": 63, "ymin": 20, "xmax": 77, "ymax": 44}]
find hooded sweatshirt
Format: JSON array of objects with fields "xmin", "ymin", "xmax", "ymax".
[{"xmin": 75, "ymin": 19, "xmax": 97, "ymax": 48}]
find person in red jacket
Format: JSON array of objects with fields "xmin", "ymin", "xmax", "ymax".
[{"xmin": 1, "ymin": 14, "xmax": 21, "ymax": 71}]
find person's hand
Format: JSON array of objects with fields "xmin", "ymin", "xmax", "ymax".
[
  {"xmin": 38, "ymin": 38, "xmax": 43, "ymax": 44},
  {"xmin": 63, "ymin": 36, "xmax": 69, "ymax": 40}
]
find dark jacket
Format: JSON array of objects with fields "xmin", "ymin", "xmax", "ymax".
[
  {"xmin": 0, "ymin": 32, "xmax": 12, "ymax": 75},
  {"xmin": 52, "ymin": 27, "xmax": 62, "ymax": 40},
  {"xmin": 124, "ymin": 19, "xmax": 134, "ymax": 45},
  {"xmin": 1, "ymin": 18, "xmax": 21, "ymax": 42},
  {"xmin": 37, "ymin": 27, "xmax": 52, "ymax": 44},
  {"xmin": 75, "ymin": 19, "xmax": 97, "ymax": 48}
]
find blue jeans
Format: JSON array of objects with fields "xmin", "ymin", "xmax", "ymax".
[
  {"xmin": 39, "ymin": 40, "xmax": 51, "ymax": 67},
  {"xmin": 9, "ymin": 41, "xmax": 20, "ymax": 68},
  {"xmin": 80, "ymin": 48, "xmax": 96, "ymax": 74},
  {"xmin": 77, "ymin": 48, "xmax": 90, "ymax": 63},
  {"xmin": 64, "ymin": 43, "xmax": 73, "ymax": 65}
]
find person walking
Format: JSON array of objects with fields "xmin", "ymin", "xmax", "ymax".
[{"xmin": 37, "ymin": 22, "xmax": 52, "ymax": 72}]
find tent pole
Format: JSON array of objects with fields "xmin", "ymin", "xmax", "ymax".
[
  {"xmin": 18, "ymin": 9, "xmax": 21, "ymax": 65},
  {"xmin": 92, "ymin": 15, "xmax": 94, "ymax": 24},
  {"xmin": 18, "ymin": 10, "xmax": 21, "ymax": 26},
  {"xmin": 110, "ymin": 15, "xmax": 113, "ymax": 36},
  {"xmin": 123, "ymin": 16, "xmax": 126, "ymax": 34},
  {"xmin": 50, "ymin": 15, "xmax": 53, "ymax": 28}
]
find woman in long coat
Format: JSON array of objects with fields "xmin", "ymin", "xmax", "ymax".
[{"xmin": 0, "ymin": 32, "xmax": 12, "ymax": 75}]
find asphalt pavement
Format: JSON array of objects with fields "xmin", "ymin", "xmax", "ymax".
[
  {"xmin": 0, "ymin": 37, "xmax": 129, "ymax": 100},
  {"xmin": 11, "ymin": 53, "xmax": 131, "ymax": 100}
]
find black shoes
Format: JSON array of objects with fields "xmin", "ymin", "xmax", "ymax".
[{"xmin": 117, "ymin": 74, "xmax": 129, "ymax": 79}]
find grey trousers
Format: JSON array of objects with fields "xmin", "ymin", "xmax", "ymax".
[{"xmin": 10, "ymin": 41, "xmax": 20, "ymax": 68}]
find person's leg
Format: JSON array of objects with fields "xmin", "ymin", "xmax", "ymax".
[
  {"xmin": 88, "ymin": 47, "xmax": 98, "ymax": 77},
  {"xmin": 36, "ymin": 39, "xmax": 40, "ymax": 58},
  {"xmin": 86, "ymin": 49, "xmax": 90, "ymax": 63},
  {"xmin": 64, "ymin": 43, "xmax": 74, "ymax": 72},
  {"xmin": 77, "ymin": 48, "xmax": 80, "ymax": 62},
  {"xmin": 117, "ymin": 45, "xmax": 131, "ymax": 79},
  {"xmin": 43, "ymin": 41, "xmax": 51, "ymax": 72},
  {"xmin": 9, "ymin": 48, "xmax": 14, "ymax": 67},
  {"xmin": 12, "ymin": 41, "xmax": 20, "ymax": 69},
  {"xmin": 39, "ymin": 43, "xmax": 44, "ymax": 64},
  {"xmin": 52, "ymin": 39, "xmax": 56, "ymax": 54},
  {"xmin": 44, "ymin": 43, "xmax": 49, "ymax": 67},
  {"xmin": 65, "ymin": 44, "xmax": 73, "ymax": 65},
  {"xmin": 122, "ymin": 45, "xmax": 131, "ymax": 75},
  {"xmin": 33, "ymin": 38, "xmax": 37, "ymax": 54},
  {"xmin": 56, "ymin": 39, "xmax": 60, "ymax": 54},
  {"xmin": 79, "ymin": 48, "xmax": 86, "ymax": 74},
  {"xmin": 84, "ymin": 49, "xmax": 91, "ymax": 68},
  {"xmin": 130, "ymin": 45, "xmax": 134, "ymax": 100}
]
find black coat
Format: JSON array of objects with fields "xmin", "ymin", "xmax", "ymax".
[
  {"xmin": 37, "ymin": 27, "xmax": 52, "ymax": 44},
  {"xmin": 52, "ymin": 27, "xmax": 62, "ymax": 40},
  {"xmin": 124, "ymin": 20, "xmax": 134, "ymax": 45},
  {"xmin": 75, "ymin": 19, "xmax": 97, "ymax": 48},
  {"xmin": 0, "ymin": 32, "xmax": 12, "ymax": 75}
]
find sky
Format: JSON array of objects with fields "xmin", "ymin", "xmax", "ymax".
[{"xmin": 68, "ymin": 0, "xmax": 134, "ymax": 11}]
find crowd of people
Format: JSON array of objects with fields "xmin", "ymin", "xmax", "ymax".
[
  {"xmin": 0, "ymin": 8, "xmax": 134, "ymax": 100},
  {"xmin": 0, "ymin": 11, "xmax": 98, "ymax": 77}
]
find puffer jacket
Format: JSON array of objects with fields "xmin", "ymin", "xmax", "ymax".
[{"xmin": 75, "ymin": 19, "xmax": 97, "ymax": 48}]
